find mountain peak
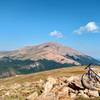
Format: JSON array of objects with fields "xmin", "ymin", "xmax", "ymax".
[
  {"xmin": 0, "ymin": 42, "xmax": 100, "ymax": 78},
  {"xmin": 38, "ymin": 42, "xmax": 63, "ymax": 47}
]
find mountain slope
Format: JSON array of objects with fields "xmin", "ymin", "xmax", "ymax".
[{"xmin": 0, "ymin": 42, "xmax": 99, "ymax": 78}]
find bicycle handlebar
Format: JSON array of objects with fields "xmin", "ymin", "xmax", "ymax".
[{"xmin": 85, "ymin": 64, "xmax": 92, "ymax": 69}]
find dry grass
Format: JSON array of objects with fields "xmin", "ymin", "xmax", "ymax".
[
  {"xmin": 75, "ymin": 96, "xmax": 100, "ymax": 100},
  {"xmin": 0, "ymin": 66, "xmax": 100, "ymax": 86}
]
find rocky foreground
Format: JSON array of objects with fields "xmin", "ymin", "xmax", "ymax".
[{"xmin": 0, "ymin": 74, "xmax": 100, "ymax": 100}]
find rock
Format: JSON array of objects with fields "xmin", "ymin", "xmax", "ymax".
[
  {"xmin": 51, "ymin": 85, "xmax": 61, "ymax": 95},
  {"xmin": 68, "ymin": 87, "xmax": 75, "ymax": 93},
  {"xmin": 78, "ymin": 90, "xmax": 89, "ymax": 98},
  {"xmin": 84, "ymin": 89, "xmax": 89, "ymax": 93},
  {"xmin": 88, "ymin": 90, "xmax": 99, "ymax": 97},
  {"xmin": 37, "ymin": 93, "xmax": 56, "ymax": 100},
  {"xmin": 27, "ymin": 92, "xmax": 38, "ymax": 100},
  {"xmin": 0, "ymin": 85, "xmax": 6, "ymax": 90},
  {"xmin": 57, "ymin": 77, "xmax": 68, "ymax": 86},
  {"xmin": 56, "ymin": 86, "xmax": 76, "ymax": 99},
  {"xmin": 67, "ymin": 76, "xmax": 81, "ymax": 82},
  {"xmin": 5, "ymin": 91, "xmax": 10, "ymax": 96},
  {"xmin": 62, "ymin": 87, "xmax": 69, "ymax": 93},
  {"xmin": 10, "ymin": 83, "xmax": 21, "ymax": 89},
  {"xmin": 57, "ymin": 92, "xmax": 71, "ymax": 100},
  {"xmin": 67, "ymin": 76, "xmax": 84, "ymax": 90},
  {"xmin": 70, "ymin": 93, "xmax": 76, "ymax": 99},
  {"xmin": 68, "ymin": 82, "xmax": 83, "ymax": 91},
  {"xmin": 43, "ymin": 77, "xmax": 57, "ymax": 94},
  {"xmin": 39, "ymin": 79, "xmax": 45, "ymax": 85},
  {"xmin": 1, "ymin": 75, "xmax": 100, "ymax": 100},
  {"xmin": 23, "ymin": 82, "xmax": 31, "ymax": 87}
]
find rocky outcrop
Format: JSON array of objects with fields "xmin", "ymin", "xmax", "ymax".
[
  {"xmin": 36, "ymin": 76, "xmax": 100, "ymax": 100},
  {"xmin": 0, "ymin": 75, "xmax": 100, "ymax": 100}
]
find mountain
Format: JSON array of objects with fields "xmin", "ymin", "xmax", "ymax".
[{"xmin": 0, "ymin": 42, "xmax": 100, "ymax": 78}]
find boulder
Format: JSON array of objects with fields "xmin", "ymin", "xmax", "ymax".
[
  {"xmin": 78, "ymin": 90, "xmax": 89, "ymax": 98},
  {"xmin": 43, "ymin": 77, "xmax": 57, "ymax": 94},
  {"xmin": 26, "ymin": 92, "xmax": 38, "ymax": 100},
  {"xmin": 88, "ymin": 90, "xmax": 99, "ymax": 97},
  {"xmin": 67, "ymin": 76, "xmax": 84, "ymax": 90}
]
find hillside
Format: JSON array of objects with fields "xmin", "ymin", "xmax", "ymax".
[{"xmin": 0, "ymin": 42, "xmax": 100, "ymax": 78}]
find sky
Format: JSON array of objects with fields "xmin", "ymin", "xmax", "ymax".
[{"xmin": 0, "ymin": 0, "xmax": 100, "ymax": 58}]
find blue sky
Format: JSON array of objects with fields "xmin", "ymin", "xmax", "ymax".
[{"xmin": 0, "ymin": 0, "xmax": 100, "ymax": 58}]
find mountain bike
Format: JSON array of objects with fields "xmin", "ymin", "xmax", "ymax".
[{"xmin": 81, "ymin": 64, "xmax": 100, "ymax": 90}]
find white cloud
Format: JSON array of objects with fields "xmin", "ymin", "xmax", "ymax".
[
  {"xmin": 49, "ymin": 30, "xmax": 64, "ymax": 38},
  {"xmin": 74, "ymin": 21, "xmax": 100, "ymax": 35}
]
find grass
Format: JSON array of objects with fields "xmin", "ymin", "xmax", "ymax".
[
  {"xmin": 0, "ymin": 66, "xmax": 100, "ymax": 86},
  {"xmin": 0, "ymin": 66, "xmax": 84, "ymax": 85},
  {"xmin": 75, "ymin": 96, "xmax": 100, "ymax": 100}
]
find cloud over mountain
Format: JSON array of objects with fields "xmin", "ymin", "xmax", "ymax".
[
  {"xmin": 74, "ymin": 21, "xmax": 100, "ymax": 34},
  {"xmin": 49, "ymin": 30, "xmax": 64, "ymax": 38}
]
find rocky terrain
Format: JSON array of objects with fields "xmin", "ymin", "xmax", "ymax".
[
  {"xmin": 0, "ymin": 66, "xmax": 100, "ymax": 100},
  {"xmin": 0, "ymin": 42, "xmax": 100, "ymax": 78}
]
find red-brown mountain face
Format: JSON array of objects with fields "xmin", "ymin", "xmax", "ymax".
[{"xmin": 0, "ymin": 42, "xmax": 100, "ymax": 78}]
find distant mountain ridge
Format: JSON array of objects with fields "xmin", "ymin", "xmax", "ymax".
[{"xmin": 0, "ymin": 42, "xmax": 100, "ymax": 78}]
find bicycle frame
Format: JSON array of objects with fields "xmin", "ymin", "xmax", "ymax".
[
  {"xmin": 81, "ymin": 64, "xmax": 100, "ymax": 90},
  {"xmin": 85, "ymin": 64, "xmax": 100, "ymax": 82}
]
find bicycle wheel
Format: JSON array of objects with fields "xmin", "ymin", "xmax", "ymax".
[{"xmin": 81, "ymin": 73, "xmax": 98, "ymax": 90}]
